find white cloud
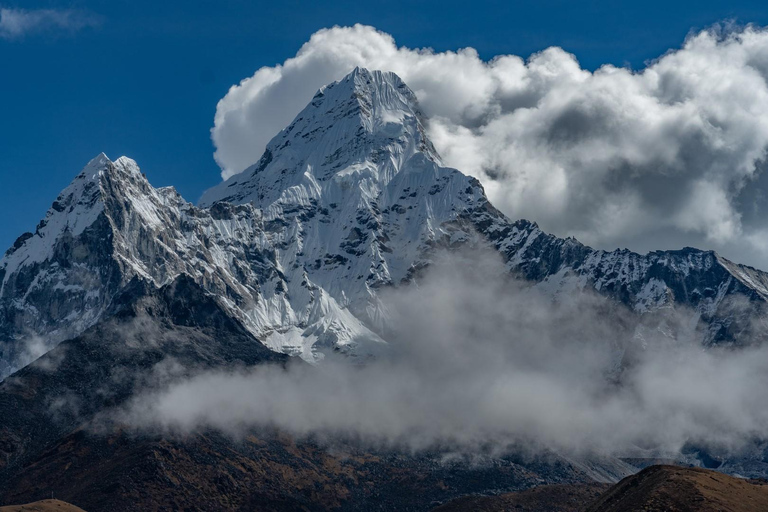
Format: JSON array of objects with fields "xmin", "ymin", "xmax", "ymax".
[
  {"xmin": 211, "ymin": 24, "xmax": 768, "ymax": 270},
  {"xmin": 120, "ymin": 251, "xmax": 768, "ymax": 458},
  {"xmin": 0, "ymin": 7, "xmax": 101, "ymax": 39}
]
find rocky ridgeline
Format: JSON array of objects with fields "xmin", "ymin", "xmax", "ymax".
[{"xmin": 2, "ymin": 68, "xmax": 768, "ymax": 379}]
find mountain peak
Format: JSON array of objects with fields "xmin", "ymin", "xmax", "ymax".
[
  {"xmin": 75, "ymin": 154, "xmax": 143, "ymax": 185},
  {"xmin": 7, "ymin": 70, "xmax": 768, "ymax": 385},
  {"xmin": 83, "ymin": 152, "xmax": 111, "ymax": 172},
  {"xmin": 199, "ymin": 68, "xmax": 440, "ymax": 207},
  {"xmin": 317, "ymin": 67, "xmax": 416, "ymax": 114},
  {"xmin": 347, "ymin": 64, "xmax": 368, "ymax": 78},
  {"xmin": 113, "ymin": 155, "xmax": 142, "ymax": 176},
  {"xmin": 327, "ymin": 67, "xmax": 414, "ymax": 103}
]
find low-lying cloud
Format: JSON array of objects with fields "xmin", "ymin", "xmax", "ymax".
[
  {"xmin": 119, "ymin": 251, "xmax": 768, "ymax": 460},
  {"xmin": 211, "ymin": 23, "xmax": 768, "ymax": 270},
  {"xmin": 0, "ymin": 7, "xmax": 101, "ymax": 40}
]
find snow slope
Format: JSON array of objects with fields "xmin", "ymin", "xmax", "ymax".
[{"xmin": 2, "ymin": 67, "xmax": 768, "ymax": 378}]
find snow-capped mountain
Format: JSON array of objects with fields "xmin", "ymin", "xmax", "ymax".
[
  {"xmin": 490, "ymin": 219, "xmax": 768, "ymax": 344},
  {"xmin": 0, "ymin": 153, "xmax": 378, "ymax": 377},
  {"xmin": 200, "ymin": 68, "xmax": 494, "ymax": 346},
  {"xmin": 2, "ymin": 67, "xmax": 768, "ymax": 378}
]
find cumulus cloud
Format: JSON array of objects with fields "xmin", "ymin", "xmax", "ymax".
[
  {"xmin": 119, "ymin": 250, "xmax": 768, "ymax": 460},
  {"xmin": 0, "ymin": 7, "xmax": 101, "ymax": 39},
  {"xmin": 211, "ymin": 23, "xmax": 768, "ymax": 270}
]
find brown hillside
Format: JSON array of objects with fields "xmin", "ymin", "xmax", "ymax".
[
  {"xmin": 432, "ymin": 483, "xmax": 609, "ymax": 512},
  {"xmin": 0, "ymin": 500, "xmax": 86, "ymax": 512},
  {"xmin": 585, "ymin": 465, "xmax": 768, "ymax": 512}
]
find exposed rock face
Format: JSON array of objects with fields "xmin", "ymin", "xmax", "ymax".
[
  {"xmin": 487, "ymin": 218, "xmax": 768, "ymax": 345},
  {"xmin": 3, "ymin": 68, "xmax": 768, "ymax": 379}
]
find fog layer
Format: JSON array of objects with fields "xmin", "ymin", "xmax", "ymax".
[{"xmin": 120, "ymin": 251, "xmax": 768, "ymax": 458}]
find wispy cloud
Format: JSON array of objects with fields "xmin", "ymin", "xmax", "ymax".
[{"xmin": 0, "ymin": 7, "xmax": 102, "ymax": 40}]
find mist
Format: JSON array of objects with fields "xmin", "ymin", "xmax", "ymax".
[{"xmin": 118, "ymin": 249, "xmax": 768, "ymax": 459}]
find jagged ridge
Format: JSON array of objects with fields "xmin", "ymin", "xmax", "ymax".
[{"xmin": 2, "ymin": 67, "xmax": 768, "ymax": 381}]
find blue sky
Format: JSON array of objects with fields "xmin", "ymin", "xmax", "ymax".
[{"xmin": 2, "ymin": 0, "xmax": 768, "ymax": 253}]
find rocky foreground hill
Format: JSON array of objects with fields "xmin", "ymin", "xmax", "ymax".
[
  {"xmin": 437, "ymin": 465, "xmax": 768, "ymax": 512},
  {"xmin": 7, "ymin": 465, "xmax": 767, "ymax": 512}
]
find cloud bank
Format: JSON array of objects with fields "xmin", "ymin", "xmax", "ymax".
[
  {"xmin": 0, "ymin": 7, "xmax": 101, "ymax": 39},
  {"xmin": 120, "ymin": 251, "xmax": 768, "ymax": 460},
  {"xmin": 211, "ymin": 24, "xmax": 768, "ymax": 270}
]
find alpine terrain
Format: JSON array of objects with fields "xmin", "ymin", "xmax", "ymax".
[
  {"xmin": 2, "ymin": 67, "xmax": 768, "ymax": 509},
  {"xmin": 4, "ymin": 68, "xmax": 768, "ymax": 376}
]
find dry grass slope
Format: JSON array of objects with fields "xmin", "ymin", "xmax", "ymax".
[
  {"xmin": 585, "ymin": 465, "xmax": 768, "ymax": 512},
  {"xmin": 0, "ymin": 500, "xmax": 86, "ymax": 512},
  {"xmin": 434, "ymin": 465, "xmax": 768, "ymax": 512},
  {"xmin": 432, "ymin": 483, "xmax": 610, "ymax": 512}
]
